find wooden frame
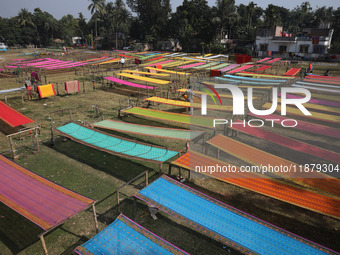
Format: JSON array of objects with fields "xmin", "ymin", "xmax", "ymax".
[{"xmin": 7, "ymin": 125, "xmax": 41, "ymax": 160}]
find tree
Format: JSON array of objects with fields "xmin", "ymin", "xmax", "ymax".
[
  {"xmin": 264, "ymin": 4, "xmax": 282, "ymax": 28},
  {"xmin": 127, "ymin": 0, "xmax": 171, "ymax": 46},
  {"xmin": 292, "ymin": 2, "xmax": 313, "ymax": 31},
  {"xmin": 32, "ymin": 8, "xmax": 59, "ymax": 46},
  {"xmin": 312, "ymin": 6, "xmax": 333, "ymax": 28},
  {"xmin": 237, "ymin": 2, "xmax": 263, "ymax": 40},
  {"xmin": 216, "ymin": 0, "xmax": 239, "ymax": 39},
  {"xmin": 44, "ymin": 14, "xmax": 59, "ymax": 41},
  {"xmin": 88, "ymin": 0, "xmax": 106, "ymax": 39},
  {"xmin": 330, "ymin": 7, "xmax": 340, "ymax": 52},
  {"xmin": 170, "ymin": 0, "xmax": 214, "ymax": 52},
  {"xmin": 59, "ymin": 14, "xmax": 78, "ymax": 45},
  {"xmin": 77, "ymin": 12, "xmax": 88, "ymax": 39},
  {"xmin": 17, "ymin": 8, "xmax": 37, "ymax": 45},
  {"xmin": 108, "ymin": 0, "xmax": 131, "ymax": 49},
  {"xmin": 17, "ymin": 8, "xmax": 34, "ymax": 27}
]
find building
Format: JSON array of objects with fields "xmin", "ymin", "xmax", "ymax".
[
  {"xmin": 255, "ymin": 25, "xmax": 334, "ymax": 60},
  {"xmin": 157, "ymin": 39, "xmax": 182, "ymax": 51}
]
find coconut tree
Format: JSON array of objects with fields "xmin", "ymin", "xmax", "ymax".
[
  {"xmin": 88, "ymin": 0, "xmax": 106, "ymax": 39},
  {"xmin": 17, "ymin": 8, "xmax": 37, "ymax": 45},
  {"xmin": 44, "ymin": 14, "xmax": 59, "ymax": 41},
  {"xmin": 17, "ymin": 8, "xmax": 34, "ymax": 27},
  {"xmin": 216, "ymin": 0, "xmax": 239, "ymax": 39},
  {"xmin": 264, "ymin": 4, "xmax": 281, "ymax": 28},
  {"xmin": 110, "ymin": 0, "xmax": 131, "ymax": 49}
]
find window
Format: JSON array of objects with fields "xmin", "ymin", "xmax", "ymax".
[
  {"xmin": 260, "ymin": 44, "xmax": 268, "ymax": 51},
  {"xmin": 279, "ymin": 45, "xmax": 287, "ymax": 54},
  {"xmin": 313, "ymin": 45, "xmax": 324, "ymax": 54},
  {"xmin": 300, "ymin": 45, "xmax": 309, "ymax": 53}
]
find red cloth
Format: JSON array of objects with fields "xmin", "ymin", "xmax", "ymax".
[
  {"xmin": 210, "ymin": 70, "xmax": 221, "ymax": 77},
  {"xmin": 0, "ymin": 101, "xmax": 34, "ymax": 127},
  {"xmin": 65, "ymin": 80, "xmax": 79, "ymax": 94}
]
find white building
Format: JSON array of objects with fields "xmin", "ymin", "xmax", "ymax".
[
  {"xmin": 255, "ymin": 26, "xmax": 333, "ymax": 59},
  {"xmin": 0, "ymin": 42, "xmax": 8, "ymax": 51}
]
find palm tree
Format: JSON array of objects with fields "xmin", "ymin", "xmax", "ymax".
[
  {"xmin": 216, "ymin": 0, "xmax": 239, "ymax": 39},
  {"xmin": 88, "ymin": 0, "xmax": 106, "ymax": 40},
  {"xmin": 296, "ymin": 2, "xmax": 312, "ymax": 31},
  {"xmin": 44, "ymin": 15, "xmax": 59, "ymax": 40},
  {"xmin": 77, "ymin": 13, "xmax": 88, "ymax": 44},
  {"xmin": 18, "ymin": 8, "xmax": 34, "ymax": 27},
  {"xmin": 264, "ymin": 4, "xmax": 281, "ymax": 28},
  {"xmin": 111, "ymin": 0, "xmax": 131, "ymax": 49},
  {"xmin": 313, "ymin": 7, "xmax": 333, "ymax": 28}
]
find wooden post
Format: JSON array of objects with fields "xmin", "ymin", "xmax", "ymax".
[
  {"xmin": 35, "ymin": 127, "xmax": 40, "ymax": 153},
  {"xmin": 68, "ymin": 109, "xmax": 73, "ymax": 121},
  {"xmin": 56, "ymin": 82, "xmax": 59, "ymax": 96},
  {"xmin": 133, "ymin": 197, "xmax": 137, "ymax": 221},
  {"xmin": 146, "ymin": 82, "xmax": 149, "ymax": 97},
  {"xmin": 117, "ymin": 191, "xmax": 120, "ymax": 213},
  {"xmin": 92, "ymin": 204, "xmax": 99, "ymax": 233},
  {"xmin": 40, "ymin": 234, "xmax": 49, "ymax": 255},
  {"xmin": 145, "ymin": 171, "xmax": 148, "ymax": 186},
  {"xmin": 83, "ymin": 81, "xmax": 85, "ymax": 93},
  {"xmin": 95, "ymin": 105, "xmax": 99, "ymax": 117},
  {"xmin": 50, "ymin": 127, "xmax": 55, "ymax": 146},
  {"xmin": 9, "ymin": 136, "xmax": 17, "ymax": 161}
]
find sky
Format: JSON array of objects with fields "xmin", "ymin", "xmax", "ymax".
[{"xmin": 0, "ymin": 0, "xmax": 340, "ymax": 20}]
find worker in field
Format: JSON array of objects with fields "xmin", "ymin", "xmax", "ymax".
[{"xmin": 182, "ymin": 85, "xmax": 196, "ymax": 115}]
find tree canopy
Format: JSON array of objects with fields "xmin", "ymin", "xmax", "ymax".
[{"xmin": 0, "ymin": 1, "xmax": 339, "ymax": 53}]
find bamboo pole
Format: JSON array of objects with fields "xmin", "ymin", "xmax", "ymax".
[
  {"xmin": 117, "ymin": 191, "xmax": 120, "ymax": 213},
  {"xmin": 40, "ymin": 235, "xmax": 49, "ymax": 255},
  {"xmin": 68, "ymin": 109, "xmax": 73, "ymax": 121},
  {"xmin": 9, "ymin": 136, "xmax": 17, "ymax": 160},
  {"xmin": 92, "ymin": 204, "xmax": 99, "ymax": 233},
  {"xmin": 35, "ymin": 127, "xmax": 40, "ymax": 153}
]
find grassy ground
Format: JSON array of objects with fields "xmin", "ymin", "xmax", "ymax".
[{"xmin": 0, "ymin": 49, "xmax": 339, "ymax": 254}]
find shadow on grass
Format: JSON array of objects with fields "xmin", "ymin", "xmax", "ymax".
[
  {"xmin": 0, "ymin": 119, "xmax": 22, "ymax": 136},
  {"xmin": 117, "ymin": 198, "xmax": 243, "ymax": 255},
  {"xmin": 0, "ymin": 203, "xmax": 42, "ymax": 254},
  {"xmin": 59, "ymin": 231, "xmax": 88, "ymax": 255},
  {"xmin": 45, "ymin": 137, "xmax": 156, "ymax": 183},
  {"xmin": 0, "ymin": 204, "xmax": 93, "ymax": 255}
]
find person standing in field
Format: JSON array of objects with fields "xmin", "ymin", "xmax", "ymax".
[
  {"xmin": 183, "ymin": 85, "xmax": 195, "ymax": 115},
  {"xmin": 120, "ymin": 57, "xmax": 125, "ymax": 68},
  {"xmin": 25, "ymin": 78, "xmax": 33, "ymax": 101}
]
